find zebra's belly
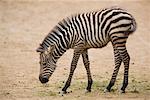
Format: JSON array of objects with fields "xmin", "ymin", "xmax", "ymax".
[{"xmin": 85, "ymin": 38, "xmax": 110, "ymax": 49}]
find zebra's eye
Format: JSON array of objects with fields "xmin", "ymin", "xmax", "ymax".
[
  {"xmin": 39, "ymin": 61, "xmax": 46, "ymax": 66},
  {"xmin": 42, "ymin": 62, "xmax": 46, "ymax": 66}
]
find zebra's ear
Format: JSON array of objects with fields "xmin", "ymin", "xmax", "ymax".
[{"xmin": 36, "ymin": 44, "xmax": 45, "ymax": 53}]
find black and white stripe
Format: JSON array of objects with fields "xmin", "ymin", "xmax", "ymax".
[{"xmin": 37, "ymin": 7, "xmax": 136, "ymax": 93}]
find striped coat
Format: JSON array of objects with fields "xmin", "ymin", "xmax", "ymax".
[{"xmin": 36, "ymin": 7, "xmax": 136, "ymax": 94}]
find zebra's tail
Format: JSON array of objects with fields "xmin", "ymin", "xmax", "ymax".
[{"xmin": 128, "ymin": 17, "xmax": 137, "ymax": 35}]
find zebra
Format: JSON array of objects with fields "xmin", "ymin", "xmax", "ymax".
[{"xmin": 36, "ymin": 7, "xmax": 136, "ymax": 94}]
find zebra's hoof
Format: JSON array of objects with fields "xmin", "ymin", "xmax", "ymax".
[
  {"xmin": 104, "ymin": 88, "xmax": 110, "ymax": 93},
  {"xmin": 58, "ymin": 90, "xmax": 72, "ymax": 96},
  {"xmin": 119, "ymin": 90, "xmax": 125, "ymax": 94},
  {"xmin": 58, "ymin": 91, "xmax": 67, "ymax": 96},
  {"xmin": 85, "ymin": 89, "xmax": 91, "ymax": 93}
]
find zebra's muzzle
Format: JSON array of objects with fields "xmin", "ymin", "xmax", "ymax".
[{"xmin": 39, "ymin": 75, "xmax": 49, "ymax": 84}]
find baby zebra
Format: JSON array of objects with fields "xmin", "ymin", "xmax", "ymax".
[{"xmin": 36, "ymin": 7, "xmax": 136, "ymax": 94}]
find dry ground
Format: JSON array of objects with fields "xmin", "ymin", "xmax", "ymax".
[{"xmin": 0, "ymin": 0, "xmax": 150, "ymax": 100}]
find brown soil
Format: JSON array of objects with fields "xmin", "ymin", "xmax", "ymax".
[{"xmin": 0, "ymin": 0, "xmax": 150, "ymax": 100}]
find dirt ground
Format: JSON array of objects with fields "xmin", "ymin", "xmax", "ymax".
[{"xmin": 0, "ymin": 0, "xmax": 150, "ymax": 100}]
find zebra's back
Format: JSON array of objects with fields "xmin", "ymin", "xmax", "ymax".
[
  {"xmin": 40, "ymin": 7, "xmax": 136, "ymax": 52},
  {"xmin": 53, "ymin": 7, "xmax": 136, "ymax": 49}
]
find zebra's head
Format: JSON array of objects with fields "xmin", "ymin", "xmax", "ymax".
[{"xmin": 36, "ymin": 44, "xmax": 56, "ymax": 84}]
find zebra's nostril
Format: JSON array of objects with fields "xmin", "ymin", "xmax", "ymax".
[{"xmin": 39, "ymin": 76, "xmax": 49, "ymax": 83}]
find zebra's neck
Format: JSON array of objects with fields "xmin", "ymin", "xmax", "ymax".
[
  {"xmin": 40, "ymin": 23, "xmax": 70, "ymax": 62},
  {"xmin": 40, "ymin": 33, "xmax": 54, "ymax": 51},
  {"xmin": 51, "ymin": 45, "xmax": 67, "ymax": 63}
]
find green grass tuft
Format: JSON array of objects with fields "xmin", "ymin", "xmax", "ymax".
[{"xmin": 37, "ymin": 90, "xmax": 57, "ymax": 97}]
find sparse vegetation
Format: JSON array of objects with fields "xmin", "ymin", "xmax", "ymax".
[
  {"xmin": 1, "ymin": 0, "xmax": 150, "ymax": 100},
  {"xmin": 37, "ymin": 90, "xmax": 57, "ymax": 96}
]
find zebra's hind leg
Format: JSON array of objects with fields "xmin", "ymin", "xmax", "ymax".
[
  {"xmin": 120, "ymin": 48, "xmax": 130, "ymax": 93},
  {"xmin": 61, "ymin": 49, "xmax": 81, "ymax": 94},
  {"xmin": 110, "ymin": 35, "xmax": 129, "ymax": 93},
  {"xmin": 116, "ymin": 43, "xmax": 130, "ymax": 93},
  {"xmin": 104, "ymin": 46, "xmax": 122, "ymax": 93},
  {"xmin": 82, "ymin": 49, "xmax": 93, "ymax": 93}
]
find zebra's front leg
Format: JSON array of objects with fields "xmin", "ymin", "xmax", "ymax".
[
  {"xmin": 82, "ymin": 50, "xmax": 93, "ymax": 93},
  {"xmin": 104, "ymin": 47, "xmax": 122, "ymax": 92},
  {"xmin": 61, "ymin": 50, "xmax": 81, "ymax": 94}
]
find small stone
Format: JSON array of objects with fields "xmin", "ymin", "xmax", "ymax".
[
  {"xmin": 64, "ymin": 68, "xmax": 67, "ymax": 70},
  {"xmin": 131, "ymin": 62, "xmax": 135, "ymax": 65},
  {"xmin": 6, "ymin": 92, "xmax": 10, "ymax": 95},
  {"xmin": 58, "ymin": 86, "xmax": 61, "ymax": 88}
]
